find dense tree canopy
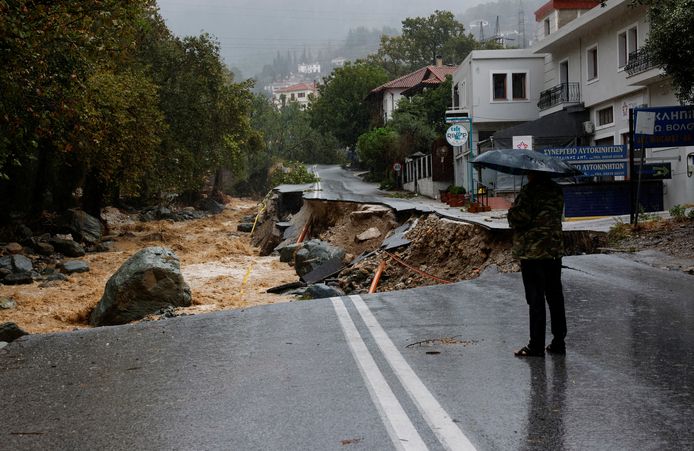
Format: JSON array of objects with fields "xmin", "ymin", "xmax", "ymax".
[
  {"xmin": 309, "ymin": 62, "xmax": 389, "ymax": 149},
  {"xmin": 0, "ymin": 0, "xmax": 258, "ymax": 218},
  {"xmin": 634, "ymin": 0, "xmax": 694, "ymax": 104},
  {"xmin": 367, "ymin": 11, "xmax": 496, "ymax": 77}
]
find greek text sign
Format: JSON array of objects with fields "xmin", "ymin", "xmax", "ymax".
[
  {"xmin": 633, "ymin": 106, "xmax": 694, "ymax": 148},
  {"xmin": 572, "ymin": 161, "xmax": 628, "ymax": 177},
  {"xmin": 541, "ymin": 145, "xmax": 627, "ymax": 161}
]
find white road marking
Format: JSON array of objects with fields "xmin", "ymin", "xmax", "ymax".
[
  {"xmin": 330, "ymin": 297, "xmax": 428, "ymax": 451},
  {"xmin": 350, "ymin": 295, "xmax": 477, "ymax": 451}
]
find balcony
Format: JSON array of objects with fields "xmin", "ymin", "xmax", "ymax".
[
  {"xmin": 537, "ymin": 82, "xmax": 581, "ymax": 111},
  {"xmin": 624, "ymin": 48, "xmax": 655, "ymax": 77}
]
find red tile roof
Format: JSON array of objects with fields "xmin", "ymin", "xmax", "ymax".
[
  {"xmin": 535, "ymin": 0, "xmax": 601, "ymax": 21},
  {"xmin": 274, "ymin": 82, "xmax": 317, "ymax": 94},
  {"xmin": 370, "ymin": 65, "xmax": 456, "ymax": 95}
]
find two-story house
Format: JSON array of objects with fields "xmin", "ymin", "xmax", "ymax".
[
  {"xmin": 447, "ymin": 49, "xmax": 546, "ymax": 194},
  {"xmin": 272, "ymin": 82, "xmax": 317, "ymax": 110},
  {"xmin": 531, "ymin": 0, "xmax": 693, "ymax": 209}
]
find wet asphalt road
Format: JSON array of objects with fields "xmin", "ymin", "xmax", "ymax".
[{"xmin": 2, "ymin": 253, "xmax": 692, "ymax": 450}]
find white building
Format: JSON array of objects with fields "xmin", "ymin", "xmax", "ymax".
[
  {"xmin": 298, "ymin": 63, "xmax": 321, "ymax": 74},
  {"xmin": 272, "ymin": 82, "xmax": 317, "ymax": 110},
  {"xmin": 447, "ymin": 49, "xmax": 547, "ymax": 193},
  {"xmin": 532, "ymin": 0, "xmax": 694, "ymax": 208}
]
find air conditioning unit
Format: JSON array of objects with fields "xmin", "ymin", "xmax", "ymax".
[{"xmin": 583, "ymin": 121, "xmax": 595, "ymax": 134}]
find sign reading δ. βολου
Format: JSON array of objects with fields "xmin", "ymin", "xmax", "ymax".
[
  {"xmin": 542, "ymin": 145, "xmax": 627, "ymax": 161},
  {"xmin": 445, "ymin": 124, "xmax": 468, "ymax": 147},
  {"xmin": 633, "ymin": 106, "xmax": 694, "ymax": 148}
]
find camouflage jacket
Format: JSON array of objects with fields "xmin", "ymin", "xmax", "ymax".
[{"xmin": 507, "ymin": 177, "xmax": 564, "ymax": 260}]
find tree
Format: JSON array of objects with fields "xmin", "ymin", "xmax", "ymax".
[
  {"xmin": 309, "ymin": 62, "xmax": 389, "ymax": 148},
  {"xmin": 634, "ymin": 0, "xmax": 694, "ymax": 103},
  {"xmin": 368, "ymin": 11, "xmax": 484, "ymax": 77},
  {"xmin": 356, "ymin": 128, "xmax": 400, "ymax": 178}
]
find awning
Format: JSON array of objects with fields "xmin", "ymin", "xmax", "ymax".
[{"xmin": 492, "ymin": 108, "xmax": 590, "ymax": 140}]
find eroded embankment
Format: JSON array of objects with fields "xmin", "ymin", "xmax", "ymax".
[{"xmin": 253, "ymin": 195, "xmax": 606, "ymax": 294}]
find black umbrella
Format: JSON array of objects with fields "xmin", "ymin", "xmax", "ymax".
[{"xmin": 472, "ymin": 148, "xmax": 582, "ymax": 177}]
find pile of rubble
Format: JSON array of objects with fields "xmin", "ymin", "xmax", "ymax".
[{"xmin": 255, "ymin": 192, "xmax": 609, "ymax": 298}]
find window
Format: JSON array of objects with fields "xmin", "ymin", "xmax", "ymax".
[
  {"xmin": 290, "ymin": 93, "xmax": 295, "ymax": 100},
  {"xmin": 587, "ymin": 45, "xmax": 598, "ymax": 81},
  {"xmin": 596, "ymin": 106, "xmax": 614, "ymax": 127},
  {"xmin": 618, "ymin": 26, "xmax": 638, "ymax": 68},
  {"xmin": 492, "ymin": 73, "xmax": 506, "ymax": 100},
  {"xmin": 297, "ymin": 92, "xmax": 305, "ymax": 98},
  {"xmin": 512, "ymin": 73, "xmax": 527, "ymax": 99},
  {"xmin": 544, "ymin": 18, "xmax": 551, "ymax": 36}
]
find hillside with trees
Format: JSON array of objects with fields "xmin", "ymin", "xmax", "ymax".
[{"xmin": 0, "ymin": 0, "xmax": 263, "ymax": 221}]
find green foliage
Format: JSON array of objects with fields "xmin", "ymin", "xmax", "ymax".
[
  {"xmin": 607, "ymin": 219, "xmax": 632, "ymax": 244},
  {"xmin": 0, "ymin": 1, "xmax": 258, "ymax": 217},
  {"xmin": 310, "ymin": 62, "xmax": 389, "ymax": 148},
  {"xmin": 268, "ymin": 161, "xmax": 319, "ymax": 187},
  {"xmin": 634, "ymin": 0, "xmax": 694, "ymax": 104},
  {"xmin": 669, "ymin": 204, "xmax": 687, "ymax": 221},
  {"xmin": 356, "ymin": 128, "xmax": 400, "ymax": 178},
  {"xmin": 448, "ymin": 186, "xmax": 466, "ymax": 195},
  {"xmin": 367, "ymin": 11, "xmax": 487, "ymax": 77}
]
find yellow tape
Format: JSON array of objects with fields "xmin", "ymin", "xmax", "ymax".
[{"xmin": 239, "ymin": 262, "xmax": 255, "ymax": 297}]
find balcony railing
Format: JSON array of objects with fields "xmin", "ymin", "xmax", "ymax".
[
  {"xmin": 537, "ymin": 82, "xmax": 581, "ymax": 111},
  {"xmin": 624, "ymin": 48, "xmax": 656, "ymax": 77}
]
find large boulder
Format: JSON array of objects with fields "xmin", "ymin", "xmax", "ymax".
[
  {"xmin": 294, "ymin": 239, "xmax": 346, "ymax": 278},
  {"xmin": 58, "ymin": 209, "xmax": 103, "ymax": 244},
  {"xmin": 89, "ymin": 247, "xmax": 192, "ymax": 326}
]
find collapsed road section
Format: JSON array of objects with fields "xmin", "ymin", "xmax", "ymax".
[{"xmin": 252, "ymin": 186, "xmax": 606, "ymax": 297}]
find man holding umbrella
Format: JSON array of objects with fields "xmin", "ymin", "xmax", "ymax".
[
  {"xmin": 472, "ymin": 148, "xmax": 578, "ymax": 357},
  {"xmin": 507, "ymin": 171, "xmax": 566, "ymax": 357}
]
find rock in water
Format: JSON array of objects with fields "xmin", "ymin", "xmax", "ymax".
[
  {"xmin": 89, "ymin": 247, "xmax": 191, "ymax": 326},
  {"xmin": 0, "ymin": 322, "xmax": 28, "ymax": 342},
  {"xmin": 59, "ymin": 209, "xmax": 103, "ymax": 244},
  {"xmin": 60, "ymin": 260, "xmax": 90, "ymax": 274},
  {"xmin": 49, "ymin": 237, "xmax": 86, "ymax": 257}
]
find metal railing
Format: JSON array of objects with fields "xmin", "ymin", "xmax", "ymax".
[
  {"xmin": 537, "ymin": 82, "xmax": 581, "ymax": 111},
  {"xmin": 624, "ymin": 48, "xmax": 656, "ymax": 77}
]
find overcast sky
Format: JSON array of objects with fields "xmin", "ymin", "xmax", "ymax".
[{"xmin": 156, "ymin": 0, "xmax": 488, "ymax": 76}]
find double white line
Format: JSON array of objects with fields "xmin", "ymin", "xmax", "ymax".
[{"xmin": 331, "ymin": 295, "xmax": 476, "ymax": 451}]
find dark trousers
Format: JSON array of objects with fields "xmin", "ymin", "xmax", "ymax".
[{"xmin": 520, "ymin": 258, "xmax": 566, "ymax": 351}]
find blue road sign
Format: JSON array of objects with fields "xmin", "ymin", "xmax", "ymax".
[
  {"xmin": 542, "ymin": 145, "xmax": 627, "ymax": 161},
  {"xmin": 572, "ymin": 161, "xmax": 628, "ymax": 177},
  {"xmin": 633, "ymin": 106, "xmax": 694, "ymax": 148}
]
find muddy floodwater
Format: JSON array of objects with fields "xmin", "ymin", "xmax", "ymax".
[{"xmin": 0, "ymin": 199, "xmax": 299, "ymax": 334}]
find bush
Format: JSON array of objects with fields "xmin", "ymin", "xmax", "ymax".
[
  {"xmin": 449, "ymin": 186, "xmax": 466, "ymax": 195},
  {"xmin": 268, "ymin": 161, "xmax": 319, "ymax": 187},
  {"xmin": 669, "ymin": 204, "xmax": 686, "ymax": 221}
]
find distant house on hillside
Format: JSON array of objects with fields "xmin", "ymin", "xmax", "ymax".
[
  {"xmin": 298, "ymin": 63, "xmax": 321, "ymax": 74},
  {"xmin": 368, "ymin": 59, "xmax": 457, "ymax": 123},
  {"xmin": 272, "ymin": 82, "xmax": 318, "ymax": 110}
]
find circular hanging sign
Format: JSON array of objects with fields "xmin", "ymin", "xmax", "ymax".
[
  {"xmin": 445, "ymin": 124, "xmax": 469, "ymax": 147},
  {"xmin": 392, "ymin": 162, "xmax": 402, "ymax": 172}
]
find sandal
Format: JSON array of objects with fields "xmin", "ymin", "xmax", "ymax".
[
  {"xmin": 545, "ymin": 343, "xmax": 566, "ymax": 355},
  {"xmin": 514, "ymin": 346, "xmax": 544, "ymax": 357}
]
